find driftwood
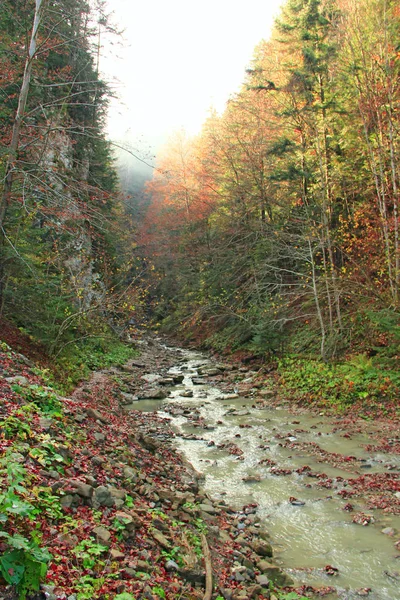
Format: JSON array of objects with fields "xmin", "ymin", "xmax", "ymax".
[{"xmin": 201, "ymin": 533, "xmax": 213, "ymax": 600}]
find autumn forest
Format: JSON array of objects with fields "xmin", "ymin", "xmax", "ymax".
[
  {"xmin": 1, "ymin": 1, "xmax": 400, "ymax": 599},
  {"xmin": 143, "ymin": 0, "xmax": 400, "ymax": 367}
]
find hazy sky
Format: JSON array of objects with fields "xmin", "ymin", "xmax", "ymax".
[{"xmin": 102, "ymin": 0, "xmax": 285, "ymax": 161}]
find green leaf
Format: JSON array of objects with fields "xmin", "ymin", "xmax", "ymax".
[{"xmin": 0, "ymin": 550, "xmax": 25, "ymax": 585}]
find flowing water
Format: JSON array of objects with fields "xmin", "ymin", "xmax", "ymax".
[{"xmin": 133, "ymin": 345, "xmax": 400, "ymax": 599}]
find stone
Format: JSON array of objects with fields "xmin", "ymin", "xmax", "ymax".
[
  {"xmin": 246, "ymin": 584, "xmax": 263, "ymax": 598},
  {"xmin": 251, "ymin": 539, "xmax": 273, "ymax": 558},
  {"xmin": 91, "ymin": 456, "xmax": 105, "ymax": 466},
  {"xmin": 115, "ymin": 511, "xmax": 137, "ymax": 532},
  {"xmin": 141, "ymin": 373, "xmax": 161, "ymax": 383},
  {"xmin": 5, "ymin": 375, "xmax": 29, "ymax": 385},
  {"xmin": 40, "ymin": 585, "xmax": 57, "ymax": 600},
  {"xmin": 91, "ymin": 526, "xmax": 111, "ymax": 545},
  {"xmin": 70, "ymin": 481, "xmax": 94, "ymax": 499},
  {"xmin": 152, "ymin": 530, "xmax": 171, "ymax": 549},
  {"xmin": 382, "ymin": 527, "xmax": 396, "ymax": 536},
  {"xmin": 74, "ymin": 414, "xmax": 86, "ymax": 423},
  {"xmin": 87, "ymin": 408, "xmax": 107, "ymax": 422},
  {"xmin": 258, "ymin": 528, "xmax": 271, "ymax": 541},
  {"xmin": 138, "ymin": 388, "xmax": 167, "ymax": 400},
  {"xmin": 94, "ymin": 486, "xmax": 115, "ymax": 507},
  {"xmin": 39, "ymin": 417, "xmax": 53, "ymax": 430},
  {"xmin": 109, "ymin": 549, "xmax": 125, "ymax": 560},
  {"xmin": 219, "ymin": 530, "xmax": 231, "ymax": 543},
  {"xmin": 256, "ymin": 562, "xmax": 293, "ymax": 586},
  {"xmin": 259, "ymin": 389, "xmax": 275, "ymax": 397},
  {"xmin": 165, "ymin": 560, "xmax": 179, "ymax": 571},
  {"xmin": 94, "ymin": 432, "xmax": 106, "ymax": 442},
  {"xmin": 179, "ymin": 567, "xmax": 206, "ymax": 586},
  {"xmin": 60, "ymin": 494, "xmax": 75, "ymax": 509},
  {"xmin": 158, "ymin": 377, "xmax": 175, "ymax": 385},
  {"xmin": 40, "ymin": 469, "xmax": 60, "ymax": 480},
  {"xmin": 109, "ymin": 487, "xmax": 126, "ymax": 501},
  {"xmin": 123, "ymin": 466, "xmax": 138, "ymax": 481},
  {"xmin": 198, "ymin": 503, "xmax": 216, "ymax": 514},
  {"xmin": 180, "ymin": 390, "xmax": 193, "ymax": 398},
  {"xmin": 57, "ymin": 533, "xmax": 78, "ymax": 548},
  {"xmin": 137, "ymin": 560, "xmax": 152, "ymax": 572}
]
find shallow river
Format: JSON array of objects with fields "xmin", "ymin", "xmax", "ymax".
[{"xmin": 134, "ymin": 346, "xmax": 400, "ymax": 600}]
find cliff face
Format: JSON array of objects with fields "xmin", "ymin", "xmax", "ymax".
[{"xmin": 0, "ymin": 0, "xmax": 121, "ymax": 351}]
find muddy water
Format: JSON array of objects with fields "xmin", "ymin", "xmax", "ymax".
[{"xmin": 146, "ymin": 346, "xmax": 400, "ymax": 600}]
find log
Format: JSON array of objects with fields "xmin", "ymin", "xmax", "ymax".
[{"xmin": 201, "ymin": 533, "xmax": 213, "ymax": 600}]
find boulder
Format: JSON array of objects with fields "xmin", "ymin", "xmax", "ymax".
[
  {"xmin": 251, "ymin": 539, "xmax": 273, "ymax": 558},
  {"xmin": 91, "ymin": 526, "xmax": 111, "ymax": 546},
  {"xmin": 69, "ymin": 481, "xmax": 94, "ymax": 499},
  {"xmin": 256, "ymin": 561, "xmax": 293, "ymax": 586},
  {"xmin": 94, "ymin": 486, "xmax": 115, "ymax": 507}
]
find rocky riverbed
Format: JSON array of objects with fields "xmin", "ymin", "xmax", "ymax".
[
  {"xmin": 115, "ymin": 336, "xmax": 400, "ymax": 600},
  {"xmin": 0, "ymin": 334, "xmax": 301, "ymax": 600},
  {"xmin": 1, "ymin": 333, "xmax": 399, "ymax": 600}
]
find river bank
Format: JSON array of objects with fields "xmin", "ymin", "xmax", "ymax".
[
  {"xmin": 0, "ymin": 334, "xmax": 302, "ymax": 600},
  {"xmin": 1, "ymin": 333, "xmax": 399, "ymax": 600}
]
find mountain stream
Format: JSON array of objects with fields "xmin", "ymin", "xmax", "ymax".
[{"xmin": 129, "ymin": 344, "xmax": 400, "ymax": 600}]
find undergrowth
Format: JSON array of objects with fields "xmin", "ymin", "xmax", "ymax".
[{"xmin": 277, "ymin": 353, "xmax": 400, "ymax": 415}]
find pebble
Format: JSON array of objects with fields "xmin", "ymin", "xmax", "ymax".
[{"xmin": 382, "ymin": 527, "xmax": 396, "ymax": 536}]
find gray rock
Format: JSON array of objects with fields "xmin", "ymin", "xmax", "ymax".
[
  {"xmin": 137, "ymin": 559, "xmax": 152, "ymax": 572},
  {"xmin": 109, "ymin": 487, "xmax": 126, "ymax": 501},
  {"xmin": 256, "ymin": 561, "xmax": 293, "ymax": 586},
  {"xmin": 41, "ymin": 585, "xmax": 57, "ymax": 600},
  {"xmin": 158, "ymin": 377, "xmax": 175, "ymax": 386},
  {"xmin": 74, "ymin": 414, "xmax": 86, "ymax": 423},
  {"xmin": 251, "ymin": 539, "xmax": 273, "ymax": 557},
  {"xmin": 199, "ymin": 503, "xmax": 217, "ymax": 514},
  {"xmin": 114, "ymin": 511, "xmax": 137, "ymax": 532},
  {"xmin": 122, "ymin": 465, "xmax": 137, "ymax": 480},
  {"xmin": 165, "ymin": 560, "xmax": 179, "ymax": 571},
  {"xmin": 141, "ymin": 373, "xmax": 161, "ymax": 383},
  {"xmin": 60, "ymin": 494, "xmax": 75, "ymax": 508},
  {"xmin": 94, "ymin": 486, "xmax": 115, "ymax": 507},
  {"xmin": 39, "ymin": 418, "xmax": 53, "ymax": 430},
  {"xmin": 259, "ymin": 389, "xmax": 275, "ymax": 397},
  {"xmin": 109, "ymin": 549, "xmax": 125, "ymax": 560},
  {"xmin": 179, "ymin": 567, "xmax": 206, "ymax": 586},
  {"xmin": 5, "ymin": 375, "xmax": 29, "ymax": 385},
  {"xmin": 180, "ymin": 390, "xmax": 193, "ymax": 398},
  {"xmin": 87, "ymin": 408, "xmax": 107, "ymax": 422},
  {"xmin": 70, "ymin": 481, "xmax": 94, "ymax": 499},
  {"xmin": 382, "ymin": 527, "xmax": 396, "ymax": 536},
  {"xmin": 91, "ymin": 526, "xmax": 111, "ymax": 545},
  {"xmin": 255, "ymin": 574, "xmax": 270, "ymax": 587},
  {"xmin": 152, "ymin": 530, "xmax": 171, "ymax": 549},
  {"xmin": 138, "ymin": 388, "xmax": 167, "ymax": 400},
  {"xmin": 94, "ymin": 432, "xmax": 105, "ymax": 442}
]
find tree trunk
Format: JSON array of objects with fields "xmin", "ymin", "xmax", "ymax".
[
  {"xmin": 0, "ymin": 0, "xmax": 46, "ymax": 306},
  {"xmin": 0, "ymin": 0, "xmax": 46, "ymax": 230}
]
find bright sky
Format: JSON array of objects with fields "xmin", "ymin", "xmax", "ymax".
[{"xmin": 102, "ymin": 0, "xmax": 285, "ymax": 160}]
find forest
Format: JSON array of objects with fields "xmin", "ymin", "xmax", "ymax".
[
  {"xmin": 0, "ymin": 0, "xmax": 138, "ymax": 387},
  {"xmin": 142, "ymin": 0, "xmax": 400, "ymax": 399},
  {"xmin": 0, "ymin": 0, "xmax": 400, "ymax": 599},
  {"xmin": 1, "ymin": 0, "xmax": 399, "ymax": 395}
]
